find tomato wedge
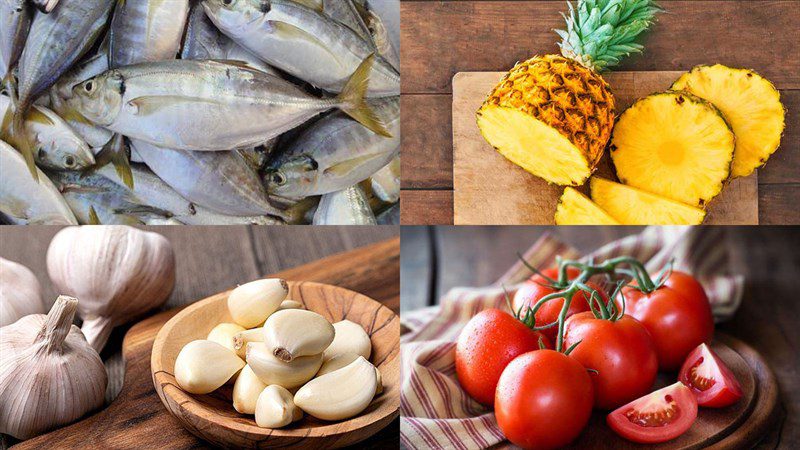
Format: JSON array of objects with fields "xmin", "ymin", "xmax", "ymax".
[
  {"xmin": 607, "ymin": 382, "xmax": 698, "ymax": 444},
  {"xmin": 679, "ymin": 343, "xmax": 743, "ymax": 407}
]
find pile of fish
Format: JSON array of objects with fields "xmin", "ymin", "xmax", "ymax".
[{"xmin": 0, "ymin": 0, "xmax": 400, "ymax": 225}]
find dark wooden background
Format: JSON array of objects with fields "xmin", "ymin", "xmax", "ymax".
[
  {"xmin": 0, "ymin": 225, "xmax": 399, "ymax": 449},
  {"xmin": 399, "ymin": 0, "xmax": 800, "ymax": 225},
  {"xmin": 401, "ymin": 226, "xmax": 799, "ymax": 448}
]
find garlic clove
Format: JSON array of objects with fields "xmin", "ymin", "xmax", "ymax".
[
  {"xmin": 294, "ymin": 356, "xmax": 377, "ymax": 421},
  {"xmin": 278, "ymin": 299, "xmax": 303, "ymax": 311},
  {"xmin": 232, "ymin": 365, "xmax": 267, "ymax": 414},
  {"xmin": 0, "ymin": 257, "xmax": 46, "ymax": 327},
  {"xmin": 175, "ymin": 340, "xmax": 245, "ymax": 394},
  {"xmin": 255, "ymin": 385, "xmax": 303, "ymax": 428},
  {"xmin": 207, "ymin": 323, "xmax": 246, "ymax": 352},
  {"xmin": 227, "ymin": 279, "xmax": 288, "ymax": 328},
  {"xmin": 316, "ymin": 353, "xmax": 384, "ymax": 396},
  {"xmin": 375, "ymin": 367, "xmax": 384, "ymax": 395},
  {"xmin": 246, "ymin": 342, "xmax": 322, "ymax": 389},
  {"xmin": 233, "ymin": 327, "xmax": 264, "ymax": 360},
  {"xmin": 263, "ymin": 309, "xmax": 334, "ymax": 362},
  {"xmin": 323, "ymin": 320, "xmax": 372, "ymax": 361}
]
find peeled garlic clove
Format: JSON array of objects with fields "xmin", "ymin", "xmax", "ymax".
[
  {"xmin": 317, "ymin": 353, "xmax": 383, "ymax": 396},
  {"xmin": 232, "ymin": 365, "xmax": 267, "ymax": 414},
  {"xmin": 294, "ymin": 356, "xmax": 377, "ymax": 421},
  {"xmin": 278, "ymin": 300, "xmax": 303, "ymax": 310},
  {"xmin": 227, "ymin": 279, "xmax": 288, "ymax": 328},
  {"xmin": 233, "ymin": 327, "xmax": 264, "ymax": 360},
  {"xmin": 375, "ymin": 368, "xmax": 383, "ymax": 395},
  {"xmin": 207, "ymin": 323, "xmax": 246, "ymax": 352},
  {"xmin": 255, "ymin": 385, "xmax": 303, "ymax": 428},
  {"xmin": 175, "ymin": 340, "xmax": 245, "ymax": 394},
  {"xmin": 263, "ymin": 309, "xmax": 334, "ymax": 362},
  {"xmin": 247, "ymin": 342, "xmax": 322, "ymax": 389},
  {"xmin": 0, "ymin": 257, "xmax": 46, "ymax": 327},
  {"xmin": 323, "ymin": 320, "xmax": 371, "ymax": 361}
]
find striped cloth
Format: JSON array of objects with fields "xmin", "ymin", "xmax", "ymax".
[{"xmin": 400, "ymin": 226, "xmax": 744, "ymax": 450}]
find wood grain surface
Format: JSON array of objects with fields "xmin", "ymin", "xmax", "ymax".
[
  {"xmin": 399, "ymin": 0, "xmax": 800, "ymax": 224},
  {"xmin": 0, "ymin": 227, "xmax": 399, "ymax": 449},
  {"xmin": 400, "ymin": 226, "xmax": 799, "ymax": 448},
  {"xmin": 452, "ymin": 71, "xmax": 758, "ymax": 224}
]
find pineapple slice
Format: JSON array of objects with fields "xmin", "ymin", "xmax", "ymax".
[
  {"xmin": 610, "ymin": 91, "xmax": 734, "ymax": 207},
  {"xmin": 555, "ymin": 187, "xmax": 620, "ymax": 225},
  {"xmin": 672, "ymin": 65, "xmax": 785, "ymax": 178},
  {"xmin": 590, "ymin": 177, "xmax": 706, "ymax": 225}
]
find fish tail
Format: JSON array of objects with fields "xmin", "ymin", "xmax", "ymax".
[
  {"xmin": 91, "ymin": 133, "xmax": 134, "ymax": 190},
  {"xmin": 1, "ymin": 73, "xmax": 38, "ymax": 181},
  {"xmin": 335, "ymin": 54, "xmax": 392, "ymax": 138}
]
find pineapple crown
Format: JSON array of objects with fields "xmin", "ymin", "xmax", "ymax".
[{"xmin": 556, "ymin": 0, "xmax": 662, "ymax": 72}]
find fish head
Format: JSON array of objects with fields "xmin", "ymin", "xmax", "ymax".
[
  {"xmin": 202, "ymin": 0, "xmax": 270, "ymax": 35},
  {"xmin": 34, "ymin": 131, "xmax": 95, "ymax": 171},
  {"xmin": 265, "ymin": 154, "xmax": 319, "ymax": 197},
  {"xmin": 68, "ymin": 70, "xmax": 125, "ymax": 127}
]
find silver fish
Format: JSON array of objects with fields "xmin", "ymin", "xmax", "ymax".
[
  {"xmin": 364, "ymin": 3, "xmax": 399, "ymax": 71},
  {"xmin": 67, "ymin": 57, "xmax": 389, "ymax": 150},
  {"xmin": 96, "ymin": 163, "xmax": 196, "ymax": 217},
  {"xmin": 376, "ymin": 203, "xmax": 399, "ymax": 225},
  {"xmin": 323, "ymin": 0, "xmax": 372, "ymax": 44},
  {"xmin": 109, "ymin": 0, "xmax": 190, "ymax": 68},
  {"xmin": 370, "ymin": 154, "xmax": 399, "ymax": 203},
  {"xmin": 179, "ymin": 206, "xmax": 285, "ymax": 225},
  {"xmin": 266, "ymin": 96, "xmax": 399, "ymax": 198},
  {"xmin": 312, "ymin": 184, "xmax": 376, "ymax": 225},
  {"xmin": 0, "ymin": 0, "xmax": 31, "ymax": 79},
  {"xmin": 0, "ymin": 95, "xmax": 94, "ymax": 169},
  {"xmin": 0, "ymin": 139, "xmax": 77, "ymax": 224},
  {"xmin": 202, "ymin": 0, "xmax": 399, "ymax": 96},
  {"xmin": 131, "ymin": 139, "xmax": 286, "ymax": 218}
]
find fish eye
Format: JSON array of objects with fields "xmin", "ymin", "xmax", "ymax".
[
  {"xmin": 37, "ymin": 147, "xmax": 46, "ymax": 159},
  {"xmin": 84, "ymin": 81, "xmax": 94, "ymax": 93},
  {"xmin": 64, "ymin": 155, "xmax": 76, "ymax": 168},
  {"xmin": 271, "ymin": 172, "xmax": 286, "ymax": 186},
  {"xmin": 260, "ymin": 1, "xmax": 270, "ymax": 13},
  {"xmin": 222, "ymin": 0, "xmax": 232, "ymax": 5}
]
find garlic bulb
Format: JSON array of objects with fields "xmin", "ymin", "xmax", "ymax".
[
  {"xmin": 294, "ymin": 356, "xmax": 377, "ymax": 421},
  {"xmin": 263, "ymin": 309, "xmax": 334, "ymax": 362},
  {"xmin": 255, "ymin": 385, "xmax": 303, "ymax": 428},
  {"xmin": 174, "ymin": 340, "xmax": 245, "ymax": 394},
  {"xmin": 0, "ymin": 295, "xmax": 107, "ymax": 439},
  {"xmin": 46, "ymin": 226, "xmax": 176, "ymax": 352},
  {"xmin": 232, "ymin": 365, "xmax": 267, "ymax": 414},
  {"xmin": 246, "ymin": 342, "xmax": 322, "ymax": 389},
  {"xmin": 0, "ymin": 257, "xmax": 45, "ymax": 327},
  {"xmin": 207, "ymin": 323, "xmax": 246, "ymax": 352},
  {"xmin": 227, "ymin": 279, "xmax": 288, "ymax": 328},
  {"xmin": 233, "ymin": 327, "xmax": 264, "ymax": 359},
  {"xmin": 323, "ymin": 320, "xmax": 372, "ymax": 361}
]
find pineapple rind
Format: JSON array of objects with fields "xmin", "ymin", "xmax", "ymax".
[
  {"xmin": 610, "ymin": 91, "xmax": 734, "ymax": 207},
  {"xmin": 555, "ymin": 187, "xmax": 620, "ymax": 225},
  {"xmin": 590, "ymin": 177, "xmax": 706, "ymax": 225},
  {"xmin": 672, "ymin": 64, "xmax": 785, "ymax": 179}
]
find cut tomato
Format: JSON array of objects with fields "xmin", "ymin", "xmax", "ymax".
[
  {"xmin": 679, "ymin": 343, "xmax": 743, "ymax": 407},
  {"xmin": 607, "ymin": 382, "xmax": 698, "ymax": 444}
]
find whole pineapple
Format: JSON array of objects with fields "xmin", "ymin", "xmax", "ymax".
[{"xmin": 477, "ymin": 0, "xmax": 661, "ymax": 186}]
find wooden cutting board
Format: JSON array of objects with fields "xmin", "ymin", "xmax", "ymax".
[
  {"xmin": 453, "ymin": 71, "xmax": 759, "ymax": 225},
  {"xmin": 13, "ymin": 239, "xmax": 400, "ymax": 450}
]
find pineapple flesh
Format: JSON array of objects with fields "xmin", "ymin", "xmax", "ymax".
[
  {"xmin": 555, "ymin": 187, "xmax": 620, "ymax": 225},
  {"xmin": 610, "ymin": 91, "xmax": 734, "ymax": 207},
  {"xmin": 590, "ymin": 177, "xmax": 706, "ymax": 225},
  {"xmin": 672, "ymin": 65, "xmax": 785, "ymax": 178}
]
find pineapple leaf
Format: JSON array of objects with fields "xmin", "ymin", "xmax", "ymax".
[{"xmin": 557, "ymin": 0, "xmax": 662, "ymax": 72}]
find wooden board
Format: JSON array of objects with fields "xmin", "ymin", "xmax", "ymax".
[
  {"xmin": 452, "ymin": 71, "xmax": 760, "ymax": 225},
  {"xmin": 14, "ymin": 239, "xmax": 400, "ymax": 450}
]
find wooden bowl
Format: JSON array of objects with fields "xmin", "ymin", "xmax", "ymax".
[{"xmin": 151, "ymin": 281, "xmax": 400, "ymax": 449}]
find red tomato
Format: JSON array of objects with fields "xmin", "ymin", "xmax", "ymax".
[
  {"xmin": 607, "ymin": 382, "xmax": 698, "ymax": 444},
  {"xmin": 495, "ymin": 350, "xmax": 594, "ymax": 450},
  {"xmin": 455, "ymin": 309, "xmax": 550, "ymax": 405},
  {"xmin": 617, "ymin": 271, "xmax": 714, "ymax": 371},
  {"xmin": 564, "ymin": 312, "xmax": 658, "ymax": 409},
  {"xmin": 513, "ymin": 267, "xmax": 598, "ymax": 342},
  {"xmin": 679, "ymin": 343, "xmax": 743, "ymax": 407}
]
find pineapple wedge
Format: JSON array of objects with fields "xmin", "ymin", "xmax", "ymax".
[
  {"xmin": 610, "ymin": 91, "xmax": 734, "ymax": 207},
  {"xmin": 672, "ymin": 65, "xmax": 785, "ymax": 178},
  {"xmin": 590, "ymin": 177, "xmax": 706, "ymax": 225},
  {"xmin": 555, "ymin": 187, "xmax": 620, "ymax": 225}
]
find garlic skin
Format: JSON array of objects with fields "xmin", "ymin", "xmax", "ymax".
[
  {"xmin": 0, "ymin": 295, "xmax": 107, "ymax": 439},
  {"xmin": 232, "ymin": 365, "xmax": 267, "ymax": 414},
  {"xmin": 294, "ymin": 356, "xmax": 377, "ymax": 421},
  {"xmin": 255, "ymin": 385, "xmax": 303, "ymax": 428},
  {"xmin": 0, "ymin": 257, "xmax": 45, "ymax": 327},
  {"xmin": 323, "ymin": 320, "xmax": 372, "ymax": 361},
  {"xmin": 263, "ymin": 309, "xmax": 334, "ymax": 362},
  {"xmin": 246, "ymin": 342, "xmax": 322, "ymax": 389},
  {"xmin": 174, "ymin": 340, "xmax": 245, "ymax": 394},
  {"xmin": 317, "ymin": 353, "xmax": 383, "ymax": 395},
  {"xmin": 278, "ymin": 300, "xmax": 303, "ymax": 311},
  {"xmin": 46, "ymin": 226, "xmax": 176, "ymax": 352},
  {"xmin": 233, "ymin": 327, "xmax": 264, "ymax": 359},
  {"xmin": 227, "ymin": 279, "xmax": 288, "ymax": 328},
  {"xmin": 207, "ymin": 323, "xmax": 246, "ymax": 352}
]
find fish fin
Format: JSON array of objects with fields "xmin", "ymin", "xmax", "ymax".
[
  {"xmin": 291, "ymin": 0, "xmax": 323, "ymax": 13},
  {"xmin": 88, "ymin": 206, "xmax": 102, "ymax": 224},
  {"xmin": 58, "ymin": 105, "xmax": 96, "ymax": 126},
  {"xmin": 335, "ymin": 54, "xmax": 391, "ymax": 138},
  {"xmin": 127, "ymin": 95, "xmax": 220, "ymax": 116},
  {"xmin": 1, "ymin": 74, "xmax": 37, "ymax": 181},
  {"xmin": 26, "ymin": 107, "xmax": 56, "ymax": 126},
  {"xmin": 90, "ymin": 133, "xmax": 133, "ymax": 190},
  {"xmin": 207, "ymin": 59, "xmax": 266, "ymax": 73},
  {"xmin": 0, "ymin": 199, "xmax": 29, "ymax": 221},
  {"xmin": 31, "ymin": 0, "xmax": 59, "ymax": 13},
  {"xmin": 113, "ymin": 204, "xmax": 173, "ymax": 218},
  {"xmin": 269, "ymin": 21, "xmax": 339, "ymax": 61},
  {"xmin": 323, "ymin": 152, "xmax": 384, "ymax": 177}
]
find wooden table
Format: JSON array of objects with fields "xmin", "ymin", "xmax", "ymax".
[
  {"xmin": 399, "ymin": 0, "xmax": 800, "ymax": 225},
  {"xmin": 400, "ymin": 226, "xmax": 799, "ymax": 448},
  {"xmin": 0, "ymin": 226, "xmax": 399, "ymax": 449}
]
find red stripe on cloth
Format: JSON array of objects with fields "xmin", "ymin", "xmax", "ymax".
[
  {"xmin": 429, "ymin": 369, "xmax": 489, "ymax": 449},
  {"xmin": 404, "ymin": 417, "xmax": 442, "ymax": 449},
  {"xmin": 400, "ymin": 429, "xmax": 419, "ymax": 450},
  {"xmin": 409, "ymin": 367, "xmax": 467, "ymax": 449}
]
